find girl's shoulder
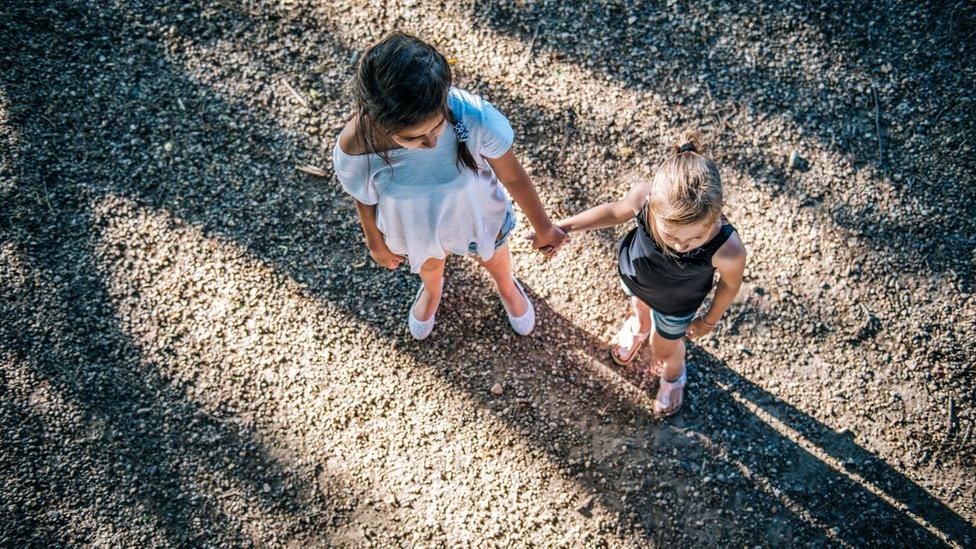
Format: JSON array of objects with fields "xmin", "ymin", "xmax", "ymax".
[
  {"xmin": 449, "ymin": 87, "xmax": 514, "ymax": 159},
  {"xmin": 336, "ymin": 116, "xmax": 368, "ymax": 156},
  {"xmin": 621, "ymin": 174, "xmax": 653, "ymax": 214},
  {"xmin": 448, "ymin": 87, "xmax": 482, "ymax": 111},
  {"xmin": 449, "ymin": 87, "xmax": 505, "ymax": 124},
  {"xmin": 333, "ymin": 117, "xmax": 375, "ymax": 185},
  {"xmin": 713, "ymin": 229, "xmax": 746, "ymax": 271}
]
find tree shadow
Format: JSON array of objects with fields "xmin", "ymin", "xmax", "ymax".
[
  {"xmin": 0, "ymin": 192, "xmax": 342, "ymax": 544},
  {"xmin": 0, "ymin": 0, "xmax": 346, "ymax": 545},
  {"xmin": 419, "ymin": 266, "xmax": 974, "ymax": 545},
  {"xmin": 465, "ymin": 0, "xmax": 976, "ymax": 283},
  {"xmin": 2, "ymin": 0, "xmax": 972, "ymax": 545}
]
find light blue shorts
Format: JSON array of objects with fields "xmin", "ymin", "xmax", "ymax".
[
  {"xmin": 468, "ymin": 203, "xmax": 516, "ymax": 253},
  {"xmin": 619, "ymin": 277, "xmax": 697, "ymax": 340}
]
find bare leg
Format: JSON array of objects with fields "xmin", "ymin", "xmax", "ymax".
[
  {"xmin": 474, "ymin": 243, "xmax": 527, "ymax": 316},
  {"xmin": 631, "ymin": 297, "xmax": 653, "ymax": 333},
  {"xmin": 649, "ymin": 332, "xmax": 686, "ymax": 414},
  {"xmin": 413, "ymin": 256, "xmax": 446, "ymax": 322},
  {"xmin": 611, "ymin": 296, "xmax": 655, "ymax": 364}
]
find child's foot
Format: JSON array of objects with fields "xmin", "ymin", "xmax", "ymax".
[
  {"xmin": 653, "ymin": 367, "xmax": 686, "ymax": 417},
  {"xmin": 611, "ymin": 316, "xmax": 651, "ymax": 366},
  {"xmin": 498, "ymin": 279, "xmax": 528, "ymax": 317},
  {"xmin": 413, "ymin": 285, "xmax": 438, "ymax": 321},
  {"xmin": 408, "ymin": 285, "xmax": 438, "ymax": 340},
  {"xmin": 500, "ymin": 277, "xmax": 534, "ymax": 335}
]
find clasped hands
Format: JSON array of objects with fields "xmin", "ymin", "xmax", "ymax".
[{"xmin": 526, "ymin": 223, "xmax": 569, "ymax": 259}]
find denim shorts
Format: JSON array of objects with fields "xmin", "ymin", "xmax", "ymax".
[
  {"xmin": 619, "ymin": 277, "xmax": 697, "ymax": 340},
  {"xmin": 468, "ymin": 203, "xmax": 517, "ymax": 253}
]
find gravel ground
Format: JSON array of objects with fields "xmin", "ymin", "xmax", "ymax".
[{"xmin": 1, "ymin": 0, "xmax": 974, "ymax": 546}]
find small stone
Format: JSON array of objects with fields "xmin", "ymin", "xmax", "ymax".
[
  {"xmin": 490, "ymin": 383, "xmax": 504, "ymax": 396},
  {"xmin": 163, "ymin": 141, "xmax": 173, "ymax": 152},
  {"xmin": 576, "ymin": 495, "xmax": 595, "ymax": 515},
  {"xmin": 262, "ymin": 483, "xmax": 271, "ymax": 493},
  {"xmin": 788, "ymin": 150, "xmax": 809, "ymax": 171}
]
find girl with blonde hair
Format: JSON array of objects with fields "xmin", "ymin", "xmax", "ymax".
[{"xmin": 551, "ymin": 132, "xmax": 746, "ymax": 417}]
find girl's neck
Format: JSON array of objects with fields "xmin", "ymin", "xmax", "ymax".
[{"xmin": 358, "ymin": 116, "xmax": 403, "ymax": 154}]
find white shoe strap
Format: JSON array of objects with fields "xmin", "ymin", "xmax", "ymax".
[{"xmin": 655, "ymin": 370, "xmax": 686, "ymax": 408}]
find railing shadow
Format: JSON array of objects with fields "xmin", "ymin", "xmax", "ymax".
[
  {"xmin": 1, "ymin": 0, "xmax": 971, "ymax": 545},
  {"xmin": 0, "ymin": 193, "xmax": 339, "ymax": 544}
]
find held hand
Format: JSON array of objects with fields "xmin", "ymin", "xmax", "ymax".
[
  {"xmin": 367, "ymin": 240, "xmax": 406, "ymax": 270},
  {"xmin": 685, "ymin": 317, "xmax": 715, "ymax": 340},
  {"xmin": 527, "ymin": 224, "xmax": 570, "ymax": 259}
]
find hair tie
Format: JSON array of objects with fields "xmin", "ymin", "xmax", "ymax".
[
  {"xmin": 454, "ymin": 120, "xmax": 470, "ymax": 143},
  {"xmin": 678, "ymin": 143, "xmax": 696, "ymax": 154}
]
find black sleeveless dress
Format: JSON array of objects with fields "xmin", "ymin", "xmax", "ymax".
[{"xmin": 618, "ymin": 210, "xmax": 736, "ymax": 316}]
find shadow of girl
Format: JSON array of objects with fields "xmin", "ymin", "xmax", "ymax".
[{"xmin": 393, "ymin": 261, "xmax": 966, "ymax": 545}]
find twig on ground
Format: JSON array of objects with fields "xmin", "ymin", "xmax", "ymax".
[
  {"xmin": 638, "ymin": 374, "xmax": 649, "ymax": 392},
  {"xmin": 281, "ymin": 78, "xmax": 311, "ymax": 110},
  {"xmin": 932, "ymin": 100, "xmax": 955, "ymax": 125},
  {"xmin": 715, "ymin": 103, "xmax": 738, "ymax": 137},
  {"xmin": 39, "ymin": 178, "xmax": 54, "ymax": 214},
  {"xmin": 297, "ymin": 164, "xmax": 327, "ymax": 177},
  {"xmin": 623, "ymin": 477, "xmax": 647, "ymax": 503},
  {"xmin": 872, "ymin": 86, "xmax": 883, "ymax": 171},
  {"xmin": 947, "ymin": 397, "xmax": 955, "ymax": 438},
  {"xmin": 195, "ymin": 408, "xmax": 226, "ymax": 424},
  {"xmin": 518, "ymin": 19, "xmax": 544, "ymax": 72}
]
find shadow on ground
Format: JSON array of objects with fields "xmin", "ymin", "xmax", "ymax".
[
  {"xmin": 0, "ymin": 0, "xmax": 972, "ymax": 545},
  {"xmin": 470, "ymin": 0, "xmax": 976, "ymax": 283}
]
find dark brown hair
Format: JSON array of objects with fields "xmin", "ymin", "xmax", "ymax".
[{"xmin": 352, "ymin": 31, "xmax": 478, "ymax": 172}]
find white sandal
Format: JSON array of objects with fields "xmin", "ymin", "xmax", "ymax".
[
  {"xmin": 611, "ymin": 316, "xmax": 651, "ymax": 366},
  {"xmin": 503, "ymin": 278, "xmax": 535, "ymax": 335},
  {"xmin": 653, "ymin": 368, "xmax": 686, "ymax": 418},
  {"xmin": 407, "ymin": 285, "xmax": 436, "ymax": 340}
]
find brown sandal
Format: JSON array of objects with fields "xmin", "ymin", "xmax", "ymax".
[{"xmin": 610, "ymin": 316, "xmax": 651, "ymax": 366}]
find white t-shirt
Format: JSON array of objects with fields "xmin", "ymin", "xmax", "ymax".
[{"xmin": 333, "ymin": 88, "xmax": 515, "ymax": 273}]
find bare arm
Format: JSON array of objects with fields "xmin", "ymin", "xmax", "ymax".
[
  {"xmin": 556, "ymin": 200, "xmax": 635, "ymax": 234},
  {"xmin": 354, "ymin": 200, "xmax": 383, "ymax": 245},
  {"xmin": 687, "ymin": 233, "xmax": 746, "ymax": 339},
  {"xmin": 486, "ymin": 149, "xmax": 568, "ymax": 254},
  {"xmin": 554, "ymin": 176, "xmax": 649, "ymax": 234},
  {"xmin": 353, "ymin": 199, "xmax": 404, "ymax": 269}
]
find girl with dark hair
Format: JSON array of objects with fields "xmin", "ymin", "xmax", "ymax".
[{"xmin": 333, "ymin": 32, "xmax": 568, "ymax": 340}]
